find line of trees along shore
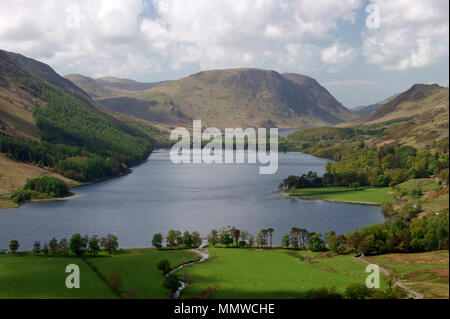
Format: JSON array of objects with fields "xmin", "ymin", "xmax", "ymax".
[{"xmin": 279, "ymin": 138, "xmax": 449, "ymax": 190}]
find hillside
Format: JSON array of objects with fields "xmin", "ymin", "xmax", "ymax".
[
  {"xmin": 3, "ymin": 51, "xmax": 89, "ymax": 99},
  {"xmin": 64, "ymin": 74, "xmax": 169, "ymax": 99},
  {"xmin": 0, "ymin": 49, "xmax": 157, "ymax": 189},
  {"xmin": 363, "ymin": 84, "xmax": 448, "ymax": 124},
  {"xmin": 351, "ymin": 93, "xmax": 400, "ymax": 117},
  {"xmin": 92, "ymin": 68, "xmax": 356, "ymax": 129},
  {"xmin": 332, "ymin": 84, "xmax": 449, "ymax": 148}
]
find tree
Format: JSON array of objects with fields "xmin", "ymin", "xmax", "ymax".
[
  {"xmin": 375, "ymin": 175, "xmax": 390, "ymax": 187},
  {"xmin": 42, "ymin": 242, "xmax": 49, "ymax": 256},
  {"xmin": 230, "ymin": 227, "xmax": 240, "ymax": 246},
  {"xmin": 59, "ymin": 238, "xmax": 69, "ymax": 256},
  {"xmin": 163, "ymin": 274, "xmax": 181, "ymax": 293},
  {"xmin": 328, "ymin": 234, "xmax": 346, "ymax": 254},
  {"xmin": 248, "ymin": 234, "xmax": 255, "ymax": 247},
  {"xmin": 220, "ymin": 229, "xmax": 233, "ymax": 247},
  {"xmin": 308, "ymin": 233, "xmax": 326, "ymax": 252},
  {"xmin": 32, "ymin": 241, "xmax": 41, "ymax": 255},
  {"xmin": 89, "ymin": 236, "xmax": 100, "ymax": 256},
  {"xmin": 49, "ymin": 237, "xmax": 58, "ymax": 257},
  {"xmin": 175, "ymin": 230, "xmax": 183, "ymax": 246},
  {"xmin": 282, "ymin": 234, "xmax": 290, "ymax": 248},
  {"xmin": 266, "ymin": 228, "xmax": 274, "ymax": 248},
  {"xmin": 191, "ymin": 231, "xmax": 201, "ymax": 247},
  {"xmin": 256, "ymin": 231, "xmax": 267, "ymax": 248},
  {"xmin": 240, "ymin": 230, "xmax": 249, "ymax": 244},
  {"xmin": 166, "ymin": 230, "xmax": 177, "ymax": 248},
  {"xmin": 182, "ymin": 231, "xmax": 193, "ymax": 248},
  {"xmin": 157, "ymin": 259, "xmax": 171, "ymax": 274},
  {"xmin": 208, "ymin": 229, "xmax": 218, "ymax": 247},
  {"xmin": 104, "ymin": 234, "xmax": 119, "ymax": 254},
  {"xmin": 9, "ymin": 240, "xmax": 19, "ymax": 256},
  {"xmin": 290, "ymin": 227, "xmax": 300, "ymax": 249},
  {"xmin": 70, "ymin": 233, "xmax": 84, "ymax": 257},
  {"xmin": 152, "ymin": 233, "xmax": 163, "ymax": 249},
  {"xmin": 344, "ymin": 283, "xmax": 372, "ymax": 299}
]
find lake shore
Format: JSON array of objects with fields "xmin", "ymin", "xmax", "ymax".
[{"xmin": 280, "ymin": 191, "xmax": 381, "ymax": 206}]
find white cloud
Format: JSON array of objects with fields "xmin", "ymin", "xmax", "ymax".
[
  {"xmin": 0, "ymin": 0, "xmax": 362, "ymax": 77},
  {"xmin": 362, "ymin": 0, "xmax": 449, "ymax": 71},
  {"xmin": 321, "ymin": 44, "xmax": 357, "ymax": 72}
]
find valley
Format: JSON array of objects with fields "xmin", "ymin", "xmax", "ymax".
[{"xmin": 0, "ymin": 49, "xmax": 448, "ymax": 300}]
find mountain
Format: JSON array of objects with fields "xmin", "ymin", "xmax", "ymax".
[
  {"xmin": 3, "ymin": 50, "xmax": 89, "ymax": 99},
  {"xmin": 91, "ymin": 68, "xmax": 356, "ymax": 129},
  {"xmin": 64, "ymin": 74, "xmax": 130, "ymax": 99},
  {"xmin": 351, "ymin": 93, "xmax": 400, "ymax": 117},
  {"xmin": 363, "ymin": 84, "xmax": 448, "ymax": 124},
  {"xmin": 337, "ymin": 84, "xmax": 449, "ymax": 148},
  {"xmin": 0, "ymin": 49, "xmax": 159, "ymax": 189},
  {"xmin": 64, "ymin": 74, "xmax": 170, "ymax": 99},
  {"xmin": 96, "ymin": 76, "xmax": 170, "ymax": 91}
]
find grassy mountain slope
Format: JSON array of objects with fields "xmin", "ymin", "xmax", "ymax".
[
  {"xmin": 363, "ymin": 84, "xmax": 448, "ymax": 124},
  {"xmin": 351, "ymin": 93, "xmax": 400, "ymax": 117},
  {"xmin": 3, "ymin": 51, "xmax": 89, "ymax": 99},
  {"xmin": 96, "ymin": 76, "xmax": 170, "ymax": 91},
  {"xmin": 344, "ymin": 84, "xmax": 449, "ymax": 148},
  {"xmin": 64, "ymin": 74, "xmax": 170, "ymax": 99},
  {"xmin": 64, "ymin": 74, "xmax": 130, "ymax": 99},
  {"xmin": 88, "ymin": 68, "xmax": 356, "ymax": 129},
  {"xmin": 0, "ymin": 49, "xmax": 157, "ymax": 188}
]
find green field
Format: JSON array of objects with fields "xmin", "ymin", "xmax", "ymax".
[
  {"xmin": 0, "ymin": 253, "xmax": 115, "ymax": 298},
  {"xmin": 86, "ymin": 248, "xmax": 201, "ymax": 298},
  {"xmin": 366, "ymin": 251, "xmax": 449, "ymax": 299},
  {"xmin": 180, "ymin": 247, "xmax": 388, "ymax": 299},
  {"xmin": 0, "ymin": 249, "xmax": 200, "ymax": 299},
  {"xmin": 288, "ymin": 187, "xmax": 393, "ymax": 204}
]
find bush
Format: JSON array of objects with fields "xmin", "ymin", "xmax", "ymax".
[{"xmin": 10, "ymin": 189, "xmax": 37, "ymax": 203}]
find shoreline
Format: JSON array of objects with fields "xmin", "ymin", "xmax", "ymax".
[
  {"xmin": 279, "ymin": 191, "xmax": 381, "ymax": 206},
  {"xmin": 0, "ymin": 155, "xmax": 151, "ymax": 210}
]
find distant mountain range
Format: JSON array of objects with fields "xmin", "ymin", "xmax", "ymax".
[
  {"xmin": 64, "ymin": 74, "xmax": 170, "ymax": 99},
  {"xmin": 341, "ymin": 83, "xmax": 449, "ymax": 148},
  {"xmin": 351, "ymin": 93, "xmax": 400, "ymax": 117},
  {"xmin": 66, "ymin": 68, "xmax": 357, "ymax": 129}
]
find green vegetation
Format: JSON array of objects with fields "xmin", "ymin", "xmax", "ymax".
[
  {"xmin": 87, "ymin": 249, "xmax": 200, "ymax": 298},
  {"xmin": 288, "ymin": 186, "xmax": 393, "ymax": 204},
  {"xmin": 180, "ymin": 247, "xmax": 388, "ymax": 299},
  {"xmin": 0, "ymin": 253, "xmax": 116, "ymax": 299},
  {"xmin": 10, "ymin": 176, "xmax": 69, "ymax": 203},
  {"xmin": 0, "ymin": 57, "xmax": 155, "ymax": 183}
]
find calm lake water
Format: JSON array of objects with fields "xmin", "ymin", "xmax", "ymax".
[{"xmin": 0, "ymin": 151, "xmax": 385, "ymax": 249}]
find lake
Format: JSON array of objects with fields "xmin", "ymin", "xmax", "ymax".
[{"xmin": 0, "ymin": 151, "xmax": 385, "ymax": 249}]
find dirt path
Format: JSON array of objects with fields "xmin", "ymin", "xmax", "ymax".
[
  {"xmin": 165, "ymin": 240, "xmax": 210, "ymax": 299},
  {"xmin": 356, "ymin": 256, "xmax": 424, "ymax": 299}
]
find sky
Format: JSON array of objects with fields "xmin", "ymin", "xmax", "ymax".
[{"xmin": 0, "ymin": 0, "xmax": 448, "ymax": 108}]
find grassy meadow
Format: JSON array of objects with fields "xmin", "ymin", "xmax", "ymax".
[
  {"xmin": 366, "ymin": 251, "xmax": 449, "ymax": 299},
  {"xmin": 288, "ymin": 186, "xmax": 393, "ymax": 204},
  {"xmin": 86, "ymin": 248, "xmax": 201, "ymax": 298},
  {"xmin": 0, "ymin": 249, "xmax": 200, "ymax": 299},
  {"xmin": 0, "ymin": 253, "xmax": 115, "ymax": 298},
  {"xmin": 179, "ymin": 247, "xmax": 389, "ymax": 299}
]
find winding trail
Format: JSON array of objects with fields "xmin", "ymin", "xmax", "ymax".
[
  {"xmin": 165, "ymin": 240, "xmax": 210, "ymax": 299},
  {"xmin": 356, "ymin": 256, "xmax": 424, "ymax": 299}
]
